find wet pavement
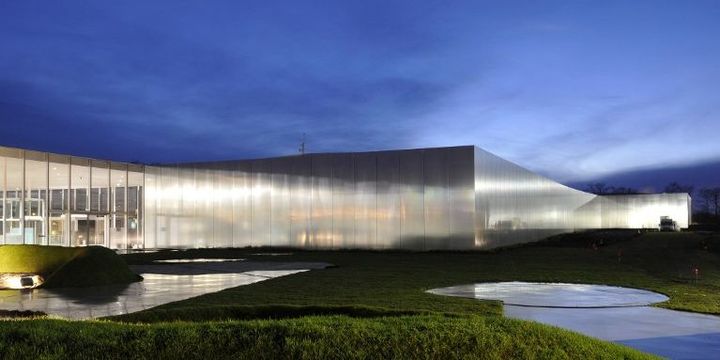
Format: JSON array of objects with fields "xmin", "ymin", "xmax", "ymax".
[
  {"xmin": 430, "ymin": 282, "xmax": 720, "ymax": 359},
  {"xmin": 0, "ymin": 261, "xmax": 330, "ymax": 320}
]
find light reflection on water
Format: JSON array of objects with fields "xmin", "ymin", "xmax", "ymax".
[
  {"xmin": 152, "ymin": 258, "xmax": 246, "ymax": 263},
  {"xmin": 0, "ymin": 270, "xmax": 307, "ymax": 319},
  {"xmin": 429, "ymin": 281, "xmax": 720, "ymax": 358},
  {"xmin": 428, "ymin": 281, "xmax": 669, "ymax": 307}
]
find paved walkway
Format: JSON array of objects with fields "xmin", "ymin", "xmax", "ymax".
[
  {"xmin": 0, "ymin": 261, "xmax": 330, "ymax": 320},
  {"xmin": 430, "ymin": 282, "xmax": 720, "ymax": 359},
  {"xmin": 506, "ymin": 305, "xmax": 720, "ymax": 359}
]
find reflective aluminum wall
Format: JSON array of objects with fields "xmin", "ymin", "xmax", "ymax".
[
  {"xmin": 145, "ymin": 147, "xmax": 479, "ymax": 250},
  {"xmin": 144, "ymin": 146, "xmax": 693, "ymax": 250},
  {"xmin": 473, "ymin": 147, "xmax": 598, "ymax": 248},
  {"xmin": 2, "ymin": 144, "xmax": 692, "ymax": 251},
  {"xmin": 593, "ymin": 193, "xmax": 691, "ymax": 229}
]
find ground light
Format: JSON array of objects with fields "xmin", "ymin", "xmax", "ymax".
[{"xmin": 0, "ymin": 273, "xmax": 44, "ymax": 289}]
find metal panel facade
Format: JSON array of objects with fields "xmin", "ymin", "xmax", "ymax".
[
  {"xmin": 0, "ymin": 144, "xmax": 693, "ymax": 250},
  {"xmin": 142, "ymin": 146, "xmax": 694, "ymax": 250},
  {"xmin": 353, "ymin": 153, "xmax": 377, "ymax": 249},
  {"xmin": 595, "ymin": 193, "xmax": 691, "ymax": 229},
  {"xmin": 145, "ymin": 147, "xmax": 483, "ymax": 249},
  {"xmin": 473, "ymin": 147, "xmax": 597, "ymax": 248}
]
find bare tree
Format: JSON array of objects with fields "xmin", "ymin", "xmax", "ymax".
[
  {"xmin": 609, "ymin": 186, "xmax": 639, "ymax": 194},
  {"xmin": 699, "ymin": 187, "xmax": 720, "ymax": 216},
  {"xmin": 664, "ymin": 182, "xmax": 694, "ymax": 195},
  {"xmin": 586, "ymin": 183, "xmax": 640, "ymax": 195},
  {"xmin": 586, "ymin": 183, "xmax": 610, "ymax": 195}
]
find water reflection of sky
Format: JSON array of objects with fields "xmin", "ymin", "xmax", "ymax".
[
  {"xmin": 0, "ymin": 267, "xmax": 315, "ymax": 319},
  {"xmin": 429, "ymin": 281, "xmax": 720, "ymax": 358},
  {"xmin": 428, "ymin": 281, "xmax": 669, "ymax": 307},
  {"xmin": 153, "ymin": 258, "xmax": 246, "ymax": 263}
]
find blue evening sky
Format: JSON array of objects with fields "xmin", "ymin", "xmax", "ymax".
[{"xmin": 0, "ymin": 1, "xmax": 718, "ymax": 182}]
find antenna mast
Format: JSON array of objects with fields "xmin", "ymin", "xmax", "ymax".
[{"xmin": 298, "ymin": 133, "xmax": 306, "ymax": 155}]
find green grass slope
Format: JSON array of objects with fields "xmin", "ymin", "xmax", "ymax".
[
  {"xmin": 0, "ymin": 315, "xmax": 654, "ymax": 360},
  {"xmin": 0, "ymin": 245, "xmax": 81, "ymax": 274},
  {"xmin": 42, "ymin": 246, "xmax": 142, "ymax": 288},
  {"xmin": 115, "ymin": 230, "xmax": 720, "ymax": 323},
  {"xmin": 0, "ymin": 245, "xmax": 141, "ymax": 288}
]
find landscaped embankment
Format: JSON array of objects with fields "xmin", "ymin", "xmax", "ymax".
[{"xmin": 0, "ymin": 245, "xmax": 141, "ymax": 289}]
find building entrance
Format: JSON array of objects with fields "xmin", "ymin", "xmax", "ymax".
[{"xmin": 72, "ymin": 214, "xmax": 109, "ymax": 247}]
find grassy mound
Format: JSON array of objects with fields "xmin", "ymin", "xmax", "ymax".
[
  {"xmin": 0, "ymin": 245, "xmax": 81, "ymax": 274},
  {"xmin": 0, "ymin": 315, "xmax": 653, "ymax": 359},
  {"xmin": 0, "ymin": 245, "xmax": 141, "ymax": 288},
  {"xmin": 43, "ymin": 246, "xmax": 142, "ymax": 288}
]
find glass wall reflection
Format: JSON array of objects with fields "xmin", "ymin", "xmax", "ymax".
[{"xmin": 0, "ymin": 146, "xmax": 143, "ymax": 249}]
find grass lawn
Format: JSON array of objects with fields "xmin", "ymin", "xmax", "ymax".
[
  {"xmin": 0, "ymin": 315, "xmax": 652, "ymax": 359},
  {"xmin": 4, "ymin": 230, "xmax": 717, "ymax": 359},
  {"xmin": 115, "ymin": 230, "xmax": 720, "ymax": 323}
]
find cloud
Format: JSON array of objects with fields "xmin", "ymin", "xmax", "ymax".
[{"xmin": 0, "ymin": 0, "xmax": 719, "ymax": 183}]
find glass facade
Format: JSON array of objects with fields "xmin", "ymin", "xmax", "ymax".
[
  {"xmin": 0, "ymin": 146, "xmax": 144, "ymax": 249},
  {"xmin": 0, "ymin": 144, "xmax": 692, "ymax": 250}
]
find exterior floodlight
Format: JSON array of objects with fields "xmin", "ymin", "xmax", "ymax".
[{"xmin": 0, "ymin": 274, "xmax": 44, "ymax": 290}]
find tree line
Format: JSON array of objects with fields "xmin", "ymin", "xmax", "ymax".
[{"xmin": 584, "ymin": 182, "xmax": 720, "ymax": 218}]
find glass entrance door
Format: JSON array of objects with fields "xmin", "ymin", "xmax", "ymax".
[
  {"xmin": 73, "ymin": 214, "xmax": 108, "ymax": 246},
  {"xmin": 73, "ymin": 214, "xmax": 88, "ymax": 246},
  {"xmin": 88, "ymin": 214, "xmax": 107, "ymax": 246}
]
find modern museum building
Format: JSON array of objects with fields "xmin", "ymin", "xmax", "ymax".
[{"xmin": 0, "ymin": 144, "xmax": 691, "ymax": 251}]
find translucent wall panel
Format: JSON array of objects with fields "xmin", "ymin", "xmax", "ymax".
[
  {"xmin": 212, "ymin": 165, "xmax": 234, "ymax": 248},
  {"xmin": 398, "ymin": 151, "xmax": 424, "ymax": 249},
  {"xmin": 232, "ymin": 163, "xmax": 252, "ymax": 247},
  {"xmin": 157, "ymin": 166, "xmax": 179, "ymax": 248},
  {"xmin": 332, "ymin": 154, "xmax": 355, "ymax": 248},
  {"xmin": 142, "ymin": 146, "xmax": 691, "ymax": 251},
  {"xmin": 311, "ymin": 155, "xmax": 334, "ymax": 248},
  {"xmin": 270, "ymin": 158, "xmax": 291, "ymax": 247},
  {"xmin": 288, "ymin": 156, "xmax": 310, "ymax": 248},
  {"xmin": 375, "ymin": 152, "xmax": 401, "ymax": 249},
  {"xmin": 473, "ymin": 147, "xmax": 596, "ymax": 248},
  {"xmin": 448, "ymin": 148, "xmax": 475, "ymax": 249},
  {"xmin": 0, "ymin": 145, "xmax": 694, "ymax": 250},
  {"xmin": 195, "ymin": 167, "xmax": 212, "ymax": 247},
  {"xmin": 423, "ymin": 150, "xmax": 450, "ymax": 248},
  {"xmin": 144, "ymin": 168, "xmax": 157, "ymax": 248},
  {"xmin": 221, "ymin": 166, "xmax": 236, "ymax": 247},
  {"xmin": 251, "ymin": 161, "xmax": 271, "ymax": 247},
  {"xmin": 593, "ymin": 193, "xmax": 691, "ymax": 229},
  {"xmin": 145, "ymin": 147, "xmax": 507, "ymax": 250},
  {"xmin": 178, "ymin": 167, "xmax": 196, "ymax": 247},
  {"xmin": 353, "ymin": 153, "xmax": 376, "ymax": 249}
]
